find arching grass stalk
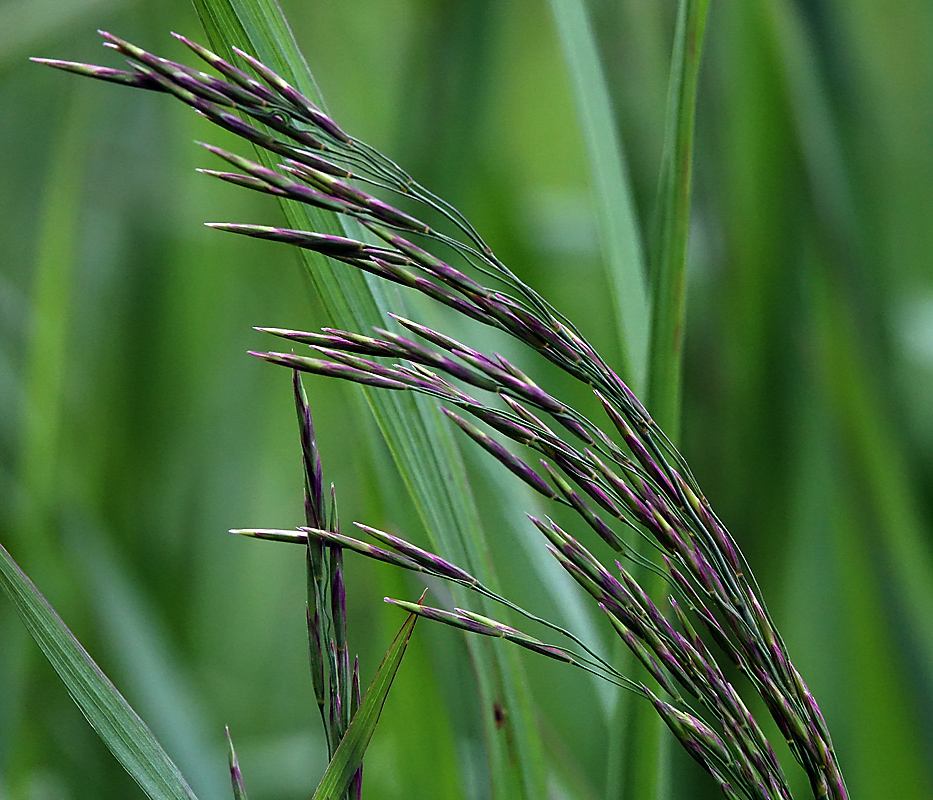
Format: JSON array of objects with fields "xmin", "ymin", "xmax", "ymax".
[{"xmin": 37, "ymin": 33, "xmax": 848, "ymax": 800}]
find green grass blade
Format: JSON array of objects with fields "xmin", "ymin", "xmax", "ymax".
[
  {"xmin": 17, "ymin": 82, "xmax": 89, "ymax": 574},
  {"xmin": 618, "ymin": 3, "xmax": 708, "ymax": 799},
  {"xmin": 0, "ymin": 540, "xmax": 199, "ymax": 800},
  {"xmin": 763, "ymin": 0, "xmax": 855, "ymax": 236},
  {"xmin": 764, "ymin": 7, "xmax": 933, "ymax": 792},
  {"xmin": 785, "ymin": 400, "xmax": 928, "ymax": 800},
  {"xmin": 70, "ymin": 519, "xmax": 227, "ymax": 798},
  {"xmin": 815, "ymin": 272, "xmax": 933, "ymax": 797},
  {"xmin": 548, "ymin": 0, "xmax": 649, "ymax": 393},
  {"xmin": 646, "ymin": 0, "xmax": 709, "ymax": 438},
  {"xmin": 311, "ymin": 605, "xmax": 419, "ymax": 800},
  {"xmin": 191, "ymin": 3, "xmax": 547, "ymax": 796}
]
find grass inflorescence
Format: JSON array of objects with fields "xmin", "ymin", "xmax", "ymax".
[{"xmin": 37, "ymin": 31, "xmax": 849, "ymax": 800}]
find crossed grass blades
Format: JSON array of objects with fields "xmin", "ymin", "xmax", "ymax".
[{"xmin": 37, "ymin": 32, "xmax": 848, "ymax": 800}]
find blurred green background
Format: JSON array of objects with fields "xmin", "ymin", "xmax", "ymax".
[{"xmin": 2, "ymin": 0, "xmax": 933, "ymax": 798}]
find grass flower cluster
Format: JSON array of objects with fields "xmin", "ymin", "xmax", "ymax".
[{"xmin": 35, "ymin": 30, "xmax": 849, "ymax": 800}]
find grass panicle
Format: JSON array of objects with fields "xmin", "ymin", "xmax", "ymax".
[{"xmin": 42, "ymin": 32, "xmax": 849, "ymax": 800}]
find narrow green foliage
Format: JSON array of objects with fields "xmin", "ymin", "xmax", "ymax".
[
  {"xmin": 629, "ymin": 3, "xmax": 710, "ymax": 796},
  {"xmin": 16, "ymin": 82, "xmax": 89, "ymax": 571},
  {"xmin": 0, "ymin": 542, "xmax": 199, "ymax": 800},
  {"xmin": 189, "ymin": 4, "xmax": 548, "ymax": 794},
  {"xmin": 310, "ymin": 605, "xmax": 420, "ymax": 800},
  {"xmin": 647, "ymin": 0, "xmax": 710, "ymax": 438},
  {"xmin": 41, "ymin": 19, "xmax": 848, "ymax": 800},
  {"xmin": 548, "ymin": 0, "xmax": 650, "ymax": 392}
]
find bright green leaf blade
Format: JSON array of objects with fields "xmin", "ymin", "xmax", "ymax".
[
  {"xmin": 647, "ymin": 0, "xmax": 710, "ymax": 438},
  {"xmin": 191, "ymin": 2, "xmax": 547, "ymax": 797},
  {"xmin": 311, "ymin": 606, "xmax": 419, "ymax": 800},
  {"xmin": 548, "ymin": 0, "xmax": 649, "ymax": 394},
  {"xmin": 0, "ymin": 540, "xmax": 199, "ymax": 800},
  {"xmin": 783, "ymin": 329, "xmax": 927, "ymax": 799}
]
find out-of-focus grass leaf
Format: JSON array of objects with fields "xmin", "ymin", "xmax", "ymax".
[
  {"xmin": 647, "ymin": 0, "xmax": 709, "ymax": 438},
  {"xmin": 69, "ymin": 518, "xmax": 227, "ymax": 798},
  {"xmin": 612, "ymin": 3, "xmax": 709, "ymax": 799},
  {"xmin": 0, "ymin": 598, "xmax": 29, "ymax": 788},
  {"xmin": 763, "ymin": 2, "xmax": 933, "ymax": 791},
  {"xmin": 0, "ymin": 540, "xmax": 199, "ymax": 800},
  {"xmin": 0, "ymin": 0, "xmax": 129, "ymax": 68},
  {"xmin": 815, "ymin": 272, "xmax": 933, "ymax": 796},
  {"xmin": 17, "ymin": 83, "xmax": 90, "ymax": 574},
  {"xmin": 310, "ymin": 604, "xmax": 418, "ymax": 800},
  {"xmin": 191, "ymin": 2, "xmax": 547, "ymax": 796},
  {"xmin": 782, "ymin": 256, "xmax": 931, "ymax": 798},
  {"xmin": 763, "ymin": 0, "xmax": 856, "ymax": 239},
  {"xmin": 547, "ymin": 0, "xmax": 649, "ymax": 393},
  {"xmin": 8, "ymin": 85, "xmax": 93, "ymax": 794}
]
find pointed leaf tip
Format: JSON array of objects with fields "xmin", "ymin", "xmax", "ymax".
[
  {"xmin": 225, "ymin": 725, "xmax": 248, "ymax": 800},
  {"xmin": 310, "ymin": 604, "xmax": 419, "ymax": 800},
  {"xmin": 0, "ymin": 542, "xmax": 199, "ymax": 800}
]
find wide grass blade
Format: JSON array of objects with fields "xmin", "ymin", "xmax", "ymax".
[
  {"xmin": 0, "ymin": 540, "xmax": 199, "ymax": 800},
  {"xmin": 547, "ymin": 0, "xmax": 649, "ymax": 394},
  {"xmin": 764, "ymin": 4, "xmax": 933, "ymax": 791},
  {"xmin": 813, "ymin": 269, "xmax": 933, "ymax": 797},
  {"xmin": 191, "ymin": 2, "xmax": 546, "ymax": 796},
  {"xmin": 311, "ymin": 604, "xmax": 419, "ymax": 800},
  {"xmin": 647, "ymin": 0, "xmax": 709, "ymax": 438}
]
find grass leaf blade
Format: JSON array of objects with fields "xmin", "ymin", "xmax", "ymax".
[
  {"xmin": 0, "ymin": 541, "xmax": 199, "ymax": 800},
  {"xmin": 647, "ymin": 0, "xmax": 710, "ymax": 437},
  {"xmin": 192, "ymin": 2, "xmax": 548, "ymax": 796},
  {"xmin": 621, "ymin": 3, "xmax": 709, "ymax": 799},
  {"xmin": 548, "ymin": 0, "xmax": 650, "ymax": 393},
  {"xmin": 311, "ymin": 606, "xmax": 419, "ymax": 800}
]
